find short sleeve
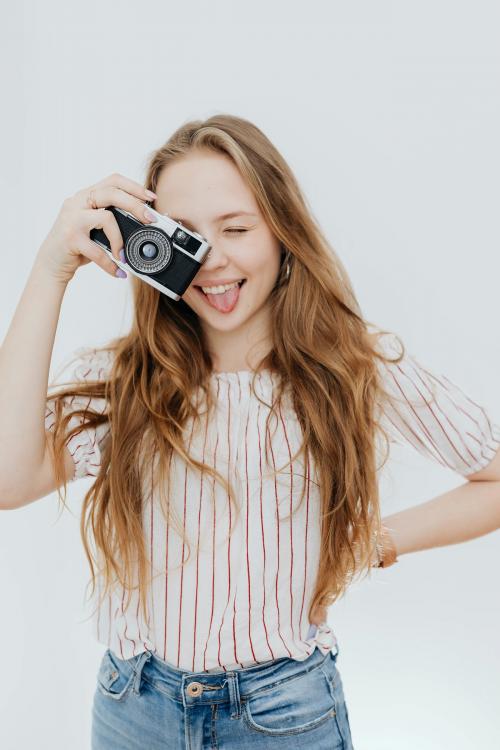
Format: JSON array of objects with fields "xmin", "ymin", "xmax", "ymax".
[
  {"xmin": 44, "ymin": 347, "xmax": 114, "ymax": 481},
  {"xmin": 374, "ymin": 332, "xmax": 500, "ymax": 477}
]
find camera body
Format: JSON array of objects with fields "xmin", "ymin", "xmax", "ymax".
[{"xmin": 89, "ymin": 205, "xmax": 211, "ymax": 300}]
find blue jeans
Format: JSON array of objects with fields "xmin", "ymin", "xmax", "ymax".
[{"xmin": 91, "ymin": 644, "xmax": 354, "ymax": 749}]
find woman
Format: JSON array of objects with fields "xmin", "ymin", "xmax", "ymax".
[{"xmin": 2, "ymin": 114, "xmax": 499, "ymax": 749}]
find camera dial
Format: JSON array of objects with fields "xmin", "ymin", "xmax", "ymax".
[{"xmin": 125, "ymin": 226, "xmax": 173, "ymax": 275}]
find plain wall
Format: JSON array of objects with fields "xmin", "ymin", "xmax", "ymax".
[{"xmin": 1, "ymin": 1, "xmax": 499, "ymax": 747}]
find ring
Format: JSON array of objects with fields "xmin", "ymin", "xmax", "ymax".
[{"xmin": 87, "ymin": 189, "xmax": 99, "ymax": 210}]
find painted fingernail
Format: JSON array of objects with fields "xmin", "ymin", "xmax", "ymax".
[
  {"xmin": 119, "ymin": 249, "xmax": 126, "ymax": 263},
  {"xmin": 145, "ymin": 189, "xmax": 157, "ymax": 199},
  {"xmin": 115, "ymin": 268, "xmax": 127, "ymax": 278},
  {"xmin": 144, "ymin": 208, "xmax": 156, "ymax": 222}
]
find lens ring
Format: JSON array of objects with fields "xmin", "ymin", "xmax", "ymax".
[{"xmin": 125, "ymin": 228, "xmax": 172, "ymax": 274}]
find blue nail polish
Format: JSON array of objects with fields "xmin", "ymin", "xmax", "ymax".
[
  {"xmin": 119, "ymin": 249, "xmax": 126, "ymax": 263},
  {"xmin": 115, "ymin": 268, "xmax": 127, "ymax": 278}
]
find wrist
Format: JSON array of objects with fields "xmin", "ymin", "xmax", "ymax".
[
  {"xmin": 373, "ymin": 525, "xmax": 399, "ymax": 568},
  {"xmin": 32, "ymin": 254, "xmax": 72, "ymax": 290}
]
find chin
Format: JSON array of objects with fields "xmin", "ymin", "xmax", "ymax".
[{"xmin": 192, "ymin": 302, "xmax": 252, "ymax": 331}]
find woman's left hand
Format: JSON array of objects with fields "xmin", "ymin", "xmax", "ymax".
[{"xmin": 310, "ymin": 604, "xmax": 327, "ymax": 625}]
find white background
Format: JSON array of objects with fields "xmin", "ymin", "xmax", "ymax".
[{"xmin": 1, "ymin": 1, "xmax": 499, "ymax": 748}]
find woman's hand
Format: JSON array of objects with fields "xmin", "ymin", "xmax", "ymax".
[
  {"xmin": 310, "ymin": 604, "xmax": 328, "ymax": 625},
  {"xmin": 34, "ymin": 172, "xmax": 158, "ymax": 285},
  {"xmin": 309, "ymin": 524, "xmax": 399, "ymax": 627}
]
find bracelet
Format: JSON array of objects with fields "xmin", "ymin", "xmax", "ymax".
[{"xmin": 373, "ymin": 525, "xmax": 399, "ymax": 568}]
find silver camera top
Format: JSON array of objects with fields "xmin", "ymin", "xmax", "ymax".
[{"xmin": 115, "ymin": 206, "xmax": 210, "ymax": 264}]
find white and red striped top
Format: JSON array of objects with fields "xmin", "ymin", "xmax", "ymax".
[{"xmin": 45, "ymin": 333, "xmax": 500, "ymax": 672}]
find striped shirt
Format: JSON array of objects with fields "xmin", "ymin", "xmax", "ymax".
[{"xmin": 44, "ymin": 333, "xmax": 500, "ymax": 672}]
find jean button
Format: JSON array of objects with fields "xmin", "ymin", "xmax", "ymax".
[{"xmin": 186, "ymin": 681, "xmax": 204, "ymax": 696}]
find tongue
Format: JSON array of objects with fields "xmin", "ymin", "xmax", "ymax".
[{"xmin": 205, "ymin": 284, "xmax": 240, "ymax": 313}]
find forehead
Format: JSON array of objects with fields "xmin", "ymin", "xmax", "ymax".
[{"xmin": 155, "ymin": 150, "xmax": 260, "ymax": 220}]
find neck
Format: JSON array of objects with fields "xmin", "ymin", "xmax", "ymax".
[{"xmin": 202, "ymin": 306, "xmax": 273, "ymax": 373}]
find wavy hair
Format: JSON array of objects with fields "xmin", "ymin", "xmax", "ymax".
[{"xmin": 46, "ymin": 114, "xmax": 405, "ymax": 630}]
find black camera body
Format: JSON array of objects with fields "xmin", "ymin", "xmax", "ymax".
[{"xmin": 89, "ymin": 205, "xmax": 211, "ymax": 300}]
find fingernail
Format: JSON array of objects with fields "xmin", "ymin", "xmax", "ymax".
[
  {"xmin": 144, "ymin": 208, "xmax": 156, "ymax": 222},
  {"xmin": 145, "ymin": 189, "xmax": 157, "ymax": 199},
  {"xmin": 115, "ymin": 268, "xmax": 127, "ymax": 278},
  {"xmin": 119, "ymin": 249, "xmax": 126, "ymax": 263}
]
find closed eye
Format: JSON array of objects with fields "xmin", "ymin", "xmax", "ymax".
[{"xmin": 224, "ymin": 228, "xmax": 248, "ymax": 234}]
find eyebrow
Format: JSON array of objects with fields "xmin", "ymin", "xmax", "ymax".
[{"xmin": 172, "ymin": 210, "xmax": 257, "ymax": 227}]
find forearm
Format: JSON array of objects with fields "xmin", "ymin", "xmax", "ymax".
[
  {"xmin": 0, "ymin": 251, "xmax": 69, "ymax": 499},
  {"xmin": 382, "ymin": 479, "xmax": 500, "ymax": 557}
]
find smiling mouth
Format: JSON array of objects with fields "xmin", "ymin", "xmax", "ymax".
[
  {"xmin": 194, "ymin": 279, "xmax": 246, "ymax": 295},
  {"xmin": 192, "ymin": 278, "xmax": 247, "ymax": 313}
]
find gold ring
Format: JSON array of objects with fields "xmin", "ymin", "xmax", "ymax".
[{"xmin": 87, "ymin": 189, "xmax": 99, "ymax": 210}]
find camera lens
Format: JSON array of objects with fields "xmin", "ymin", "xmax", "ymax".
[
  {"xmin": 125, "ymin": 227, "xmax": 172, "ymax": 274},
  {"xmin": 141, "ymin": 242, "xmax": 158, "ymax": 259}
]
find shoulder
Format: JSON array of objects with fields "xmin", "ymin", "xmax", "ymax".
[
  {"xmin": 366, "ymin": 326, "xmax": 405, "ymax": 366},
  {"xmin": 68, "ymin": 346, "xmax": 116, "ymax": 381}
]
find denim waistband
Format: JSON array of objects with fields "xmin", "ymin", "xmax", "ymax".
[{"xmin": 128, "ymin": 645, "xmax": 334, "ymax": 720}]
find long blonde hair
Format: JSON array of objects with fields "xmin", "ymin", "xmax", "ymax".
[{"xmin": 46, "ymin": 113, "xmax": 404, "ymax": 630}]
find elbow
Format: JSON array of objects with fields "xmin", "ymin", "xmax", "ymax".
[
  {"xmin": 0, "ymin": 479, "xmax": 40, "ymax": 510},
  {"xmin": 0, "ymin": 493, "xmax": 22, "ymax": 511}
]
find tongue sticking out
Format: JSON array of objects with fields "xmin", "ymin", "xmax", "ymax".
[{"xmin": 204, "ymin": 284, "xmax": 241, "ymax": 313}]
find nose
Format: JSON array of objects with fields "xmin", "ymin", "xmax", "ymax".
[{"xmin": 201, "ymin": 243, "xmax": 229, "ymax": 269}]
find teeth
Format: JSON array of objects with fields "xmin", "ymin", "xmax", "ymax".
[{"xmin": 201, "ymin": 280, "xmax": 242, "ymax": 295}]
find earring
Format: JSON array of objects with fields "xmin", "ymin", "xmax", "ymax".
[{"xmin": 281, "ymin": 244, "xmax": 291, "ymax": 280}]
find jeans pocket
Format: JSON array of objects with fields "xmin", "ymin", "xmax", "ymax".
[
  {"xmin": 96, "ymin": 649, "xmax": 136, "ymax": 702},
  {"xmin": 242, "ymin": 662, "xmax": 342, "ymax": 738}
]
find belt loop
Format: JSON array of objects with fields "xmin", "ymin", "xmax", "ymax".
[
  {"xmin": 227, "ymin": 673, "xmax": 242, "ymax": 719},
  {"xmin": 132, "ymin": 649, "xmax": 152, "ymax": 695}
]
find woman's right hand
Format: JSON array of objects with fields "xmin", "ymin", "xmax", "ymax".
[{"xmin": 35, "ymin": 172, "xmax": 158, "ymax": 285}]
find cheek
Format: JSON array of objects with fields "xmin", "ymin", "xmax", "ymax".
[
  {"xmin": 261, "ymin": 255, "xmax": 282, "ymax": 289},
  {"xmin": 250, "ymin": 246, "xmax": 282, "ymax": 281},
  {"xmin": 180, "ymin": 286, "xmax": 202, "ymax": 309}
]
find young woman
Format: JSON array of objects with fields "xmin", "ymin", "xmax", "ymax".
[{"xmin": 2, "ymin": 114, "xmax": 500, "ymax": 750}]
